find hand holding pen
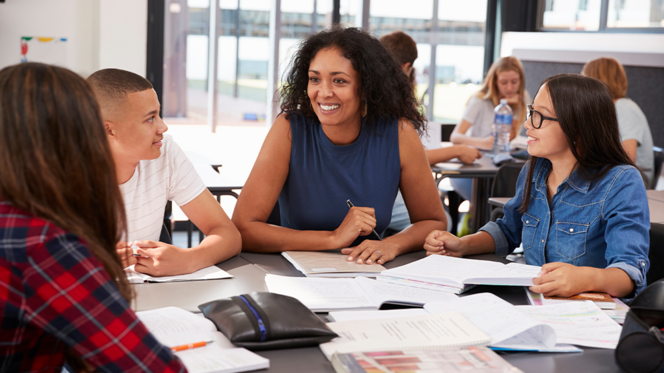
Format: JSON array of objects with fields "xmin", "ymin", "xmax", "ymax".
[{"xmin": 332, "ymin": 199, "xmax": 380, "ymax": 249}]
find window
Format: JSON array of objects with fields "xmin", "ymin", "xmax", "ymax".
[
  {"xmin": 607, "ymin": 0, "xmax": 664, "ymax": 28},
  {"xmin": 541, "ymin": 0, "xmax": 602, "ymax": 31}
]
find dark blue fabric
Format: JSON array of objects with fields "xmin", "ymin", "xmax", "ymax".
[{"xmin": 279, "ymin": 112, "xmax": 401, "ymax": 246}]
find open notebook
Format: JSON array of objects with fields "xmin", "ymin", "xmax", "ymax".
[
  {"xmin": 319, "ymin": 312, "xmax": 490, "ymax": 360},
  {"xmin": 126, "ymin": 265, "xmax": 233, "ymax": 283},
  {"xmin": 136, "ymin": 307, "xmax": 268, "ymax": 373},
  {"xmin": 265, "ymin": 274, "xmax": 456, "ymax": 312},
  {"xmin": 282, "ymin": 251, "xmax": 385, "ymax": 277},
  {"xmin": 380, "ymin": 255, "xmax": 541, "ymax": 293}
]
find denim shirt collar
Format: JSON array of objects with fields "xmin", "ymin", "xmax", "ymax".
[{"xmin": 533, "ymin": 158, "xmax": 591, "ymax": 194}]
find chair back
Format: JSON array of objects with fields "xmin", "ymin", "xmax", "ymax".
[
  {"xmin": 159, "ymin": 223, "xmax": 172, "ymax": 245},
  {"xmin": 648, "ymin": 223, "xmax": 664, "ymax": 285},
  {"xmin": 651, "ymin": 146, "xmax": 664, "ymax": 189},
  {"xmin": 491, "ymin": 162, "xmax": 525, "ymax": 198}
]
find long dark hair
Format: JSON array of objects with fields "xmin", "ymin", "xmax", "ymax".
[
  {"xmin": 279, "ymin": 27, "xmax": 426, "ymax": 134},
  {"xmin": 0, "ymin": 63, "xmax": 130, "ymax": 298},
  {"xmin": 520, "ymin": 73, "xmax": 635, "ymax": 212}
]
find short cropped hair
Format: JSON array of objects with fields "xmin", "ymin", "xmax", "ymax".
[
  {"xmin": 581, "ymin": 57, "xmax": 628, "ymax": 100},
  {"xmin": 87, "ymin": 69, "xmax": 153, "ymax": 115}
]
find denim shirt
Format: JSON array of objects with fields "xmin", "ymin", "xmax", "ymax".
[{"xmin": 480, "ymin": 158, "xmax": 650, "ymax": 298}]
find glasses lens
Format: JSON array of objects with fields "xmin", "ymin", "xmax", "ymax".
[{"xmin": 532, "ymin": 110, "xmax": 542, "ymax": 128}]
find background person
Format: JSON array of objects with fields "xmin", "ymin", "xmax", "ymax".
[
  {"xmin": 379, "ymin": 30, "xmax": 481, "ymax": 233},
  {"xmin": 0, "ymin": 63, "xmax": 186, "ymax": 372},
  {"xmin": 232, "ymin": 28, "xmax": 447, "ymax": 265},
  {"xmin": 581, "ymin": 57, "xmax": 654, "ymax": 186},
  {"xmin": 425, "ymin": 74, "xmax": 649, "ymax": 300}
]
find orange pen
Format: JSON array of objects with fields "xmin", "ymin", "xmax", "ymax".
[{"xmin": 170, "ymin": 340, "xmax": 214, "ymax": 352}]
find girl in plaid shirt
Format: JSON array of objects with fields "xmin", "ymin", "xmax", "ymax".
[{"xmin": 0, "ymin": 63, "xmax": 186, "ymax": 373}]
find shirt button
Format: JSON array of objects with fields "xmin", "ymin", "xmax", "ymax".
[
  {"xmin": 526, "ymin": 220, "xmax": 529, "ymax": 224},
  {"xmin": 541, "ymin": 240, "xmax": 544, "ymax": 243},
  {"xmin": 569, "ymin": 228, "xmax": 574, "ymax": 232}
]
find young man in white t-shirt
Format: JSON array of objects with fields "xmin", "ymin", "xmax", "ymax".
[{"xmin": 87, "ymin": 69, "xmax": 241, "ymax": 276}]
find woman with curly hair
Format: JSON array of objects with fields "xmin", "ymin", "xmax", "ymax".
[{"xmin": 233, "ymin": 28, "xmax": 447, "ymax": 264}]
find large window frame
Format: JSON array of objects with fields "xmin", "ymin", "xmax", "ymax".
[{"xmin": 539, "ymin": 0, "xmax": 664, "ymax": 33}]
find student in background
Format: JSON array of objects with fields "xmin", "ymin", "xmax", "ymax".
[
  {"xmin": 424, "ymin": 74, "xmax": 649, "ymax": 300},
  {"xmin": 449, "ymin": 56, "xmax": 531, "ymax": 202},
  {"xmin": 379, "ymin": 31, "xmax": 481, "ymax": 233},
  {"xmin": 582, "ymin": 57, "xmax": 654, "ymax": 186},
  {"xmin": 0, "ymin": 63, "xmax": 185, "ymax": 372},
  {"xmin": 233, "ymin": 28, "xmax": 447, "ymax": 265},
  {"xmin": 87, "ymin": 69, "xmax": 241, "ymax": 276}
]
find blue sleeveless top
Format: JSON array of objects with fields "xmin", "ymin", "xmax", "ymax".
[{"xmin": 278, "ymin": 112, "xmax": 401, "ymax": 245}]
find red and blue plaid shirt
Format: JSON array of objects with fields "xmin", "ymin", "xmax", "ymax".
[{"xmin": 0, "ymin": 201, "xmax": 187, "ymax": 373}]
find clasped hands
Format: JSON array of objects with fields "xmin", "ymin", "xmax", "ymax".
[
  {"xmin": 424, "ymin": 230, "xmax": 595, "ymax": 297},
  {"xmin": 116, "ymin": 241, "xmax": 195, "ymax": 276}
]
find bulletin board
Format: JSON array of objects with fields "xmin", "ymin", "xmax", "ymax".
[{"xmin": 20, "ymin": 36, "xmax": 68, "ymax": 67}]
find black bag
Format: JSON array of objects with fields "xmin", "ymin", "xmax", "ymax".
[
  {"xmin": 615, "ymin": 280, "xmax": 664, "ymax": 373},
  {"xmin": 199, "ymin": 292, "xmax": 338, "ymax": 351}
]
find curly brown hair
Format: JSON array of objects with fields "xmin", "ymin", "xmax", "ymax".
[{"xmin": 279, "ymin": 27, "xmax": 426, "ymax": 134}]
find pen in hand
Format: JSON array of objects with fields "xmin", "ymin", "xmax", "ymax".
[
  {"xmin": 170, "ymin": 340, "xmax": 214, "ymax": 352},
  {"xmin": 346, "ymin": 199, "xmax": 382, "ymax": 241}
]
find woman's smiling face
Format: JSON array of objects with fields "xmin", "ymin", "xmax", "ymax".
[{"xmin": 307, "ymin": 47, "xmax": 362, "ymax": 128}]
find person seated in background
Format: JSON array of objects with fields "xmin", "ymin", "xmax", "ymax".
[
  {"xmin": 425, "ymin": 74, "xmax": 650, "ymax": 300},
  {"xmin": 0, "ymin": 63, "xmax": 185, "ymax": 372},
  {"xmin": 232, "ymin": 28, "xmax": 447, "ymax": 265},
  {"xmin": 448, "ymin": 56, "xmax": 530, "ymax": 200},
  {"xmin": 582, "ymin": 57, "xmax": 654, "ymax": 187},
  {"xmin": 379, "ymin": 30, "xmax": 481, "ymax": 233},
  {"xmin": 87, "ymin": 69, "xmax": 241, "ymax": 276}
]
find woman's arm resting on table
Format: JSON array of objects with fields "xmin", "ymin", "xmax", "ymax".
[
  {"xmin": 342, "ymin": 119, "xmax": 448, "ymax": 265},
  {"xmin": 531, "ymin": 262, "xmax": 634, "ymax": 298},
  {"xmin": 449, "ymin": 119, "xmax": 494, "ymax": 150},
  {"xmin": 231, "ymin": 115, "xmax": 370, "ymax": 253},
  {"xmin": 425, "ymin": 145, "xmax": 482, "ymax": 165}
]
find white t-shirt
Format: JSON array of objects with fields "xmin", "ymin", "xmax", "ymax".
[
  {"xmin": 119, "ymin": 134, "xmax": 206, "ymax": 242},
  {"xmin": 462, "ymin": 91, "xmax": 531, "ymax": 138},
  {"xmin": 616, "ymin": 98, "xmax": 654, "ymax": 185}
]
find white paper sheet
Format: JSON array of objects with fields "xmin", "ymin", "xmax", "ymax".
[
  {"xmin": 424, "ymin": 293, "xmax": 556, "ymax": 349},
  {"xmin": 516, "ymin": 301, "xmax": 622, "ymax": 349},
  {"xmin": 126, "ymin": 265, "xmax": 232, "ymax": 283},
  {"xmin": 355, "ymin": 276, "xmax": 457, "ymax": 306}
]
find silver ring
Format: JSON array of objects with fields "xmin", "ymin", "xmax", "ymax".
[{"xmin": 375, "ymin": 250, "xmax": 382, "ymax": 258}]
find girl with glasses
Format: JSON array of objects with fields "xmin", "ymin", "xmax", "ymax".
[{"xmin": 424, "ymin": 74, "xmax": 650, "ymax": 301}]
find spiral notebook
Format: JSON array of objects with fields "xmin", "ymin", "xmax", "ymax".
[{"xmin": 319, "ymin": 312, "xmax": 491, "ymax": 360}]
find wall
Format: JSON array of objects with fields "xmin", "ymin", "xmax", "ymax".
[
  {"xmin": 0, "ymin": 0, "xmax": 148, "ymax": 77},
  {"xmin": 500, "ymin": 32, "xmax": 664, "ymax": 147}
]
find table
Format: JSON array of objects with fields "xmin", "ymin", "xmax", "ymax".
[
  {"xmin": 432, "ymin": 155, "xmax": 501, "ymax": 233},
  {"xmin": 132, "ymin": 250, "xmax": 620, "ymax": 373}
]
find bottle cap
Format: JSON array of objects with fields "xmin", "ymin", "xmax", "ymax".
[{"xmin": 500, "ymin": 99, "xmax": 508, "ymax": 104}]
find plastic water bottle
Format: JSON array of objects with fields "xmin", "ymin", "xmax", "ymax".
[{"xmin": 492, "ymin": 99, "xmax": 512, "ymax": 155}]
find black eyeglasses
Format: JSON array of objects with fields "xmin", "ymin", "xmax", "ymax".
[{"xmin": 527, "ymin": 105, "xmax": 559, "ymax": 129}]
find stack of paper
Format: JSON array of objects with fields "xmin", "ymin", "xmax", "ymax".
[
  {"xmin": 136, "ymin": 307, "xmax": 269, "ymax": 373},
  {"xmin": 320, "ymin": 312, "xmax": 491, "ymax": 360},
  {"xmin": 379, "ymin": 255, "xmax": 541, "ymax": 294},
  {"xmin": 282, "ymin": 251, "xmax": 385, "ymax": 277},
  {"xmin": 526, "ymin": 289, "xmax": 616, "ymax": 309},
  {"xmin": 265, "ymin": 274, "xmax": 456, "ymax": 312},
  {"xmin": 126, "ymin": 265, "xmax": 233, "ymax": 283}
]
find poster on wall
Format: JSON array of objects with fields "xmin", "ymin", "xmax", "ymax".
[{"xmin": 20, "ymin": 37, "xmax": 68, "ymax": 67}]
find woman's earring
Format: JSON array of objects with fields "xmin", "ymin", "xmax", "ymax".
[{"xmin": 361, "ymin": 99, "xmax": 368, "ymax": 117}]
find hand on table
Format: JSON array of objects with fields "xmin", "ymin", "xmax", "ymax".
[
  {"xmin": 456, "ymin": 146, "xmax": 482, "ymax": 164},
  {"xmin": 423, "ymin": 230, "xmax": 466, "ymax": 257},
  {"xmin": 479, "ymin": 135, "xmax": 494, "ymax": 150},
  {"xmin": 133, "ymin": 241, "xmax": 195, "ymax": 277},
  {"xmin": 116, "ymin": 241, "xmax": 137, "ymax": 268},
  {"xmin": 341, "ymin": 240, "xmax": 399, "ymax": 265},
  {"xmin": 530, "ymin": 262, "xmax": 595, "ymax": 297},
  {"xmin": 333, "ymin": 206, "xmax": 377, "ymax": 248}
]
